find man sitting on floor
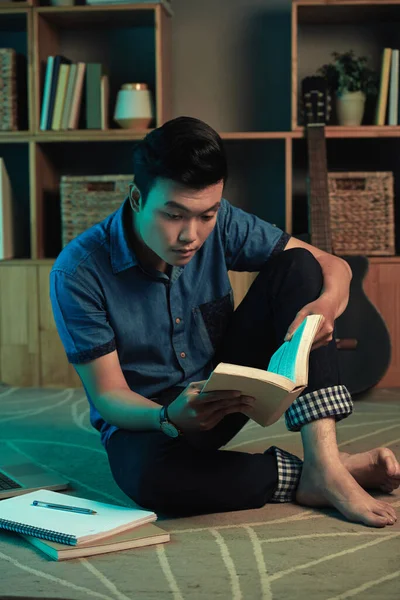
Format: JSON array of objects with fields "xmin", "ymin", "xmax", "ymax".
[{"xmin": 50, "ymin": 116, "xmax": 400, "ymax": 526}]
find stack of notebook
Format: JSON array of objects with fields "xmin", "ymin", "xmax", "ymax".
[{"xmin": 0, "ymin": 489, "xmax": 170, "ymax": 561}]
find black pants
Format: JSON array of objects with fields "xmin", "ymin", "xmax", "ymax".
[{"xmin": 106, "ymin": 249, "xmax": 341, "ymax": 516}]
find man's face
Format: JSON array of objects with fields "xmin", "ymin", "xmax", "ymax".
[{"xmin": 131, "ymin": 177, "xmax": 223, "ymax": 272}]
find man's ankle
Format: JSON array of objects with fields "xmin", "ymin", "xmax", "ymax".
[{"xmin": 300, "ymin": 417, "xmax": 341, "ymax": 466}]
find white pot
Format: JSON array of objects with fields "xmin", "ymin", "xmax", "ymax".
[
  {"xmin": 336, "ymin": 90, "xmax": 366, "ymax": 126},
  {"xmin": 114, "ymin": 83, "xmax": 154, "ymax": 130}
]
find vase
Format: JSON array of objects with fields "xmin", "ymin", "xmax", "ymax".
[
  {"xmin": 336, "ymin": 90, "xmax": 366, "ymax": 126},
  {"xmin": 113, "ymin": 83, "xmax": 154, "ymax": 130}
]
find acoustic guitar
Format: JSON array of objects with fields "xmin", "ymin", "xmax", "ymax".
[{"xmin": 302, "ymin": 76, "xmax": 391, "ymax": 395}]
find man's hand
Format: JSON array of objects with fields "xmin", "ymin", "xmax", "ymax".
[
  {"xmin": 167, "ymin": 381, "xmax": 255, "ymax": 433},
  {"xmin": 284, "ymin": 294, "xmax": 339, "ymax": 350}
]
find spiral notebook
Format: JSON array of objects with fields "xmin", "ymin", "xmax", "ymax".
[{"xmin": 0, "ymin": 489, "xmax": 157, "ymax": 546}]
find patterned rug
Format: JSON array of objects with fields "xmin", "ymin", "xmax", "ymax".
[{"xmin": 0, "ymin": 385, "xmax": 399, "ymax": 600}]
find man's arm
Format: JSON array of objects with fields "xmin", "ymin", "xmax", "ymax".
[
  {"xmin": 283, "ymin": 236, "xmax": 352, "ymax": 348},
  {"xmin": 74, "ymin": 351, "xmax": 161, "ymax": 431}
]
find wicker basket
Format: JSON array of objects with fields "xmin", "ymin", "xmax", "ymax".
[
  {"xmin": 60, "ymin": 174, "xmax": 132, "ymax": 247},
  {"xmin": 328, "ymin": 171, "xmax": 395, "ymax": 256}
]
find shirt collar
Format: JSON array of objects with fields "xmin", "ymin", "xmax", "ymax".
[
  {"xmin": 109, "ymin": 196, "xmax": 183, "ymax": 281},
  {"xmin": 110, "ymin": 196, "xmax": 138, "ymax": 274}
]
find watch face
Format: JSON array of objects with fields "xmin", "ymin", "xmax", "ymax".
[{"xmin": 160, "ymin": 421, "xmax": 180, "ymax": 438}]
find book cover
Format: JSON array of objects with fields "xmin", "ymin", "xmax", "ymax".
[
  {"xmin": 52, "ymin": 64, "xmax": 71, "ymax": 130},
  {"xmin": 0, "ymin": 489, "xmax": 157, "ymax": 546},
  {"xmin": 100, "ymin": 74, "xmax": 109, "ymax": 130},
  {"xmin": 0, "ymin": 157, "xmax": 14, "ymax": 259},
  {"xmin": 60, "ymin": 63, "xmax": 77, "ymax": 131},
  {"xmin": 22, "ymin": 523, "xmax": 170, "ymax": 561},
  {"xmin": 86, "ymin": 63, "xmax": 104, "ymax": 129},
  {"xmin": 202, "ymin": 314, "xmax": 323, "ymax": 427},
  {"xmin": 40, "ymin": 56, "xmax": 54, "ymax": 131},
  {"xmin": 68, "ymin": 62, "xmax": 86, "ymax": 130},
  {"xmin": 46, "ymin": 55, "xmax": 71, "ymax": 130},
  {"xmin": 389, "ymin": 49, "xmax": 399, "ymax": 126},
  {"xmin": 375, "ymin": 48, "xmax": 392, "ymax": 126}
]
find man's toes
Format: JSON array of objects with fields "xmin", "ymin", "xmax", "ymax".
[
  {"xmin": 370, "ymin": 512, "xmax": 392, "ymax": 527},
  {"xmin": 382, "ymin": 450, "xmax": 400, "ymax": 478},
  {"xmin": 375, "ymin": 508, "xmax": 396, "ymax": 525},
  {"xmin": 377, "ymin": 500, "xmax": 397, "ymax": 519}
]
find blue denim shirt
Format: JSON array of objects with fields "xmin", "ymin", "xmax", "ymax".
[{"xmin": 50, "ymin": 197, "xmax": 289, "ymax": 447}]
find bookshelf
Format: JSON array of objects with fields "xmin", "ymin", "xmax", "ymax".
[{"xmin": 0, "ymin": 0, "xmax": 400, "ymax": 387}]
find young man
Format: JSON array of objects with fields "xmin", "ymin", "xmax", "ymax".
[{"xmin": 51, "ymin": 116, "xmax": 399, "ymax": 527}]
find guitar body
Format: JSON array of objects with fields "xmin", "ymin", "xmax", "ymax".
[
  {"xmin": 336, "ymin": 256, "xmax": 391, "ymax": 395},
  {"xmin": 302, "ymin": 76, "xmax": 391, "ymax": 395}
]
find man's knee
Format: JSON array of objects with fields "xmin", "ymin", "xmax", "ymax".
[
  {"xmin": 278, "ymin": 247, "xmax": 321, "ymax": 270},
  {"xmin": 262, "ymin": 246, "xmax": 322, "ymax": 288}
]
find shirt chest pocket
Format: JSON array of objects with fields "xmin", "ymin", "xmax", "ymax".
[{"xmin": 192, "ymin": 291, "xmax": 234, "ymax": 355}]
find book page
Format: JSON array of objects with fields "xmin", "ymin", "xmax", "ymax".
[{"xmin": 267, "ymin": 318, "xmax": 308, "ymax": 382}]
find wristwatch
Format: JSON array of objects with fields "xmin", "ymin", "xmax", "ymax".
[{"xmin": 159, "ymin": 405, "xmax": 181, "ymax": 438}]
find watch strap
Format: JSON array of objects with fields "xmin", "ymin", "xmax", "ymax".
[{"xmin": 160, "ymin": 404, "xmax": 182, "ymax": 436}]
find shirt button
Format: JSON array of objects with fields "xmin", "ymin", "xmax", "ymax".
[
  {"xmin": 175, "ymin": 317, "xmax": 181, "ymax": 324},
  {"xmin": 180, "ymin": 352, "xmax": 186, "ymax": 358}
]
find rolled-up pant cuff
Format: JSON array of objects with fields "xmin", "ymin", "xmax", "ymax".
[
  {"xmin": 285, "ymin": 385, "xmax": 353, "ymax": 432},
  {"xmin": 266, "ymin": 446, "xmax": 303, "ymax": 503}
]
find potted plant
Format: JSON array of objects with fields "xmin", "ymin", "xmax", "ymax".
[{"xmin": 317, "ymin": 50, "xmax": 378, "ymax": 126}]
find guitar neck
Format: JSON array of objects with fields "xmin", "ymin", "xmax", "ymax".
[{"xmin": 306, "ymin": 125, "xmax": 332, "ymax": 254}]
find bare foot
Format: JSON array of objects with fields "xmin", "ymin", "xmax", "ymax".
[
  {"xmin": 340, "ymin": 447, "xmax": 400, "ymax": 493},
  {"xmin": 296, "ymin": 460, "xmax": 398, "ymax": 528}
]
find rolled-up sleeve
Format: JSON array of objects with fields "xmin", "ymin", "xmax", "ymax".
[
  {"xmin": 218, "ymin": 198, "xmax": 291, "ymax": 271},
  {"xmin": 50, "ymin": 269, "xmax": 116, "ymax": 364}
]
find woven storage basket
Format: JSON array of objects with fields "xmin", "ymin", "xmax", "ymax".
[
  {"xmin": 328, "ymin": 171, "xmax": 395, "ymax": 256},
  {"xmin": 60, "ymin": 174, "xmax": 132, "ymax": 247}
]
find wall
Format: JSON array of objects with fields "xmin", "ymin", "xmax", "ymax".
[{"xmin": 169, "ymin": 0, "xmax": 293, "ymax": 230}]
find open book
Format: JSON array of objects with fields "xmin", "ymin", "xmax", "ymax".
[
  {"xmin": 0, "ymin": 489, "xmax": 157, "ymax": 546},
  {"xmin": 202, "ymin": 314, "xmax": 323, "ymax": 427}
]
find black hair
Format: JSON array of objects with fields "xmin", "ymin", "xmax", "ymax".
[{"xmin": 132, "ymin": 116, "xmax": 228, "ymax": 203}]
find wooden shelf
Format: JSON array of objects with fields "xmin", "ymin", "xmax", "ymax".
[
  {"xmin": 221, "ymin": 132, "xmax": 293, "ymax": 140},
  {"xmin": 5, "ymin": 128, "xmax": 400, "ymax": 142},
  {"xmin": 292, "ymin": 126, "xmax": 400, "ymax": 138},
  {"xmin": 0, "ymin": 131, "xmax": 31, "ymax": 142},
  {"xmin": 295, "ymin": 0, "xmax": 400, "ymax": 25},
  {"xmin": 34, "ymin": 129, "xmax": 152, "ymax": 142},
  {"xmin": 35, "ymin": 5, "xmax": 161, "ymax": 27},
  {"xmin": 368, "ymin": 256, "xmax": 400, "ymax": 263}
]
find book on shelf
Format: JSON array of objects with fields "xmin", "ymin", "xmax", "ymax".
[
  {"xmin": 46, "ymin": 55, "xmax": 71, "ymax": 130},
  {"xmin": 68, "ymin": 62, "xmax": 86, "ymax": 130},
  {"xmin": 60, "ymin": 63, "xmax": 78, "ymax": 131},
  {"xmin": 21, "ymin": 522, "xmax": 170, "ymax": 561},
  {"xmin": 202, "ymin": 314, "xmax": 323, "ymax": 427},
  {"xmin": 40, "ymin": 56, "xmax": 54, "ymax": 131},
  {"xmin": 100, "ymin": 74, "xmax": 110, "ymax": 130},
  {"xmin": 0, "ymin": 157, "xmax": 14, "ymax": 260},
  {"xmin": 52, "ymin": 63, "xmax": 71, "ymax": 130},
  {"xmin": 86, "ymin": 63, "xmax": 106, "ymax": 129},
  {"xmin": 0, "ymin": 489, "xmax": 157, "ymax": 547},
  {"xmin": 389, "ymin": 49, "xmax": 399, "ymax": 126},
  {"xmin": 376, "ymin": 47, "xmax": 392, "ymax": 126}
]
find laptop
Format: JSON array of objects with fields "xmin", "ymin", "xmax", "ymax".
[{"xmin": 0, "ymin": 442, "xmax": 70, "ymax": 499}]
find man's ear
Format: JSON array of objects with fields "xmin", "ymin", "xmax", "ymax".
[{"xmin": 129, "ymin": 183, "xmax": 142, "ymax": 212}]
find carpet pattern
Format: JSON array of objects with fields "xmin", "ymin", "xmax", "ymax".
[{"xmin": 0, "ymin": 385, "xmax": 399, "ymax": 599}]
